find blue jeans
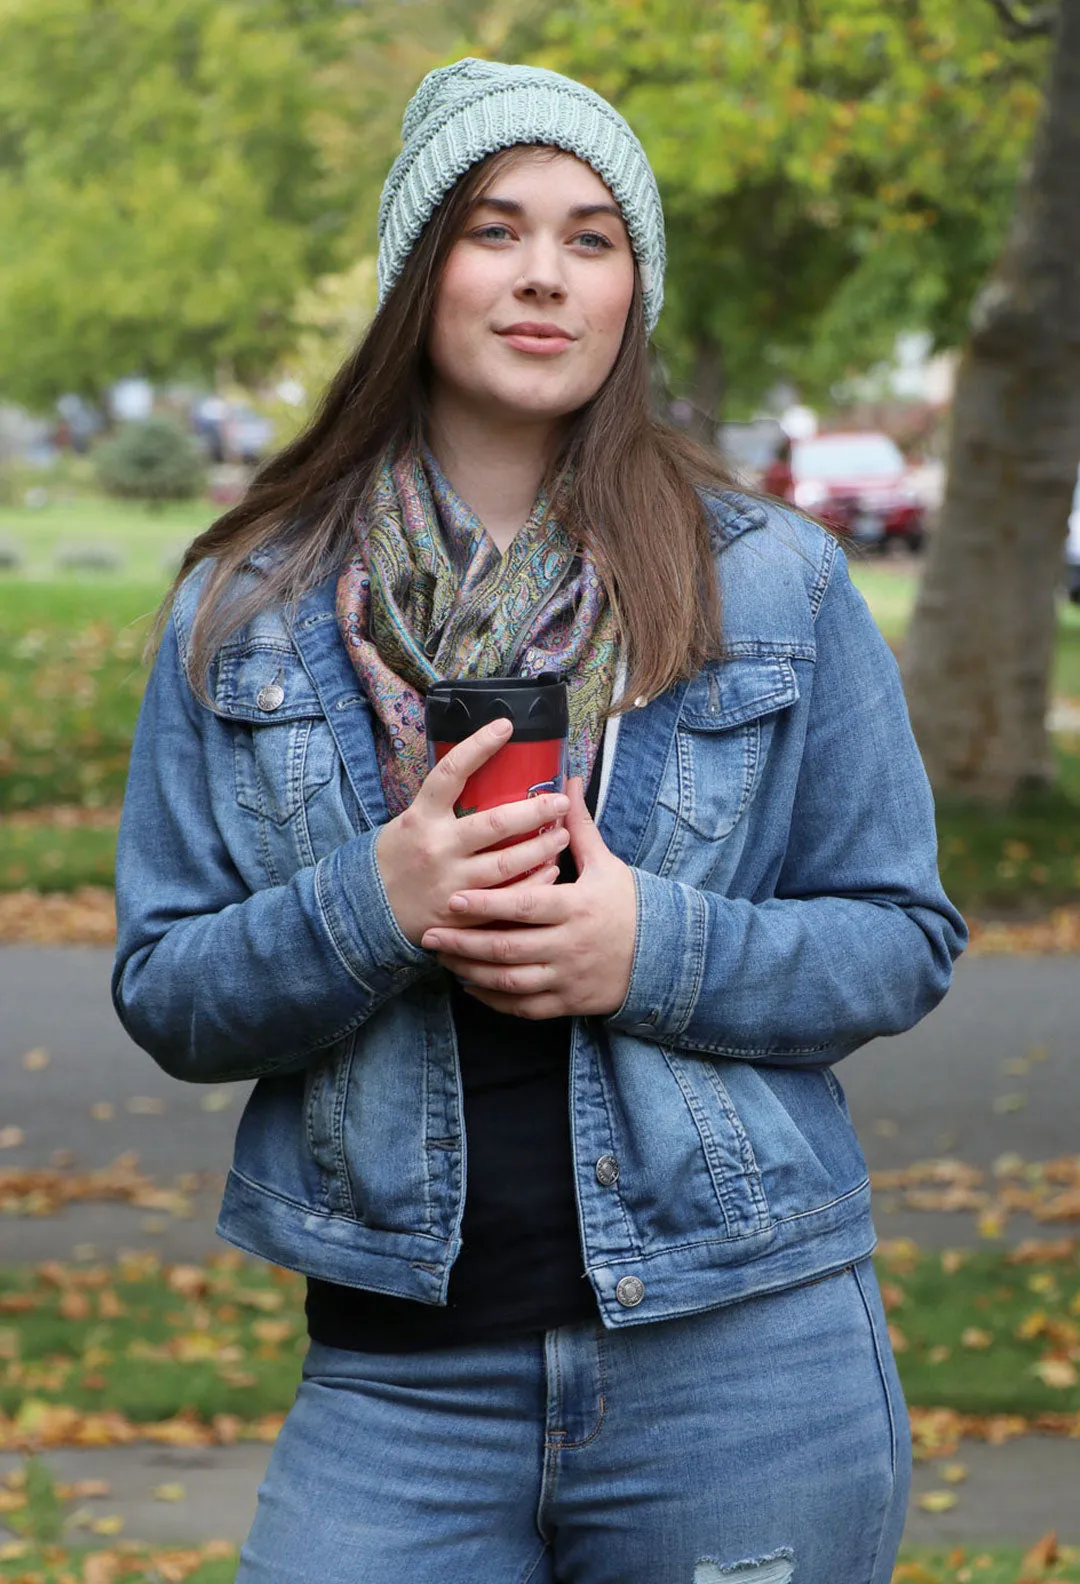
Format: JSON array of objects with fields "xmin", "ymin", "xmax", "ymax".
[{"xmin": 237, "ymin": 1259, "xmax": 909, "ymax": 1583}]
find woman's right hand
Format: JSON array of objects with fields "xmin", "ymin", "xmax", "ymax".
[{"xmin": 375, "ymin": 718, "xmax": 571, "ymax": 947}]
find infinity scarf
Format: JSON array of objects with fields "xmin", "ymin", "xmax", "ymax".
[{"xmin": 336, "ymin": 448, "xmax": 617, "ymax": 817}]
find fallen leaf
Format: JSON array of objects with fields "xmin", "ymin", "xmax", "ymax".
[
  {"xmin": 873, "ymin": 1118, "xmax": 898, "ymax": 1137},
  {"xmin": 941, "ymin": 1462, "xmax": 969, "ymax": 1484},
  {"xmin": 1033, "ymin": 1359, "xmax": 1079, "ymax": 1388},
  {"xmin": 166, "ymin": 1265, "xmax": 210, "ymax": 1299},
  {"xmin": 928, "ymin": 1345, "xmax": 952, "ymax": 1364},
  {"xmin": 89, "ymin": 1103, "xmax": 115, "ymax": 1121},
  {"xmin": 961, "ymin": 1328, "xmax": 993, "ymax": 1349},
  {"xmin": 56, "ymin": 1478, "xmax": 111, "ymax": 1500},
  {"xmin": 917, "ymin": 1489, "xmax": 959, "ymax": 1512},
  {"xmin": 199, "ymin": 1090, "xmax": 233, "ymax": 1112},
  {"xmin": 1018, "ymin": 1531, "xmax": 1059, "ymax": 1582},
  {"xmin": 941, "ymin": 1249, "xmax": 966, "ymax": 1274},
  {"xmin": 0, "ymin": 1126, "xmax": 25, "ymax": 1148},
  {"xmin": 993, "ymin": 1093, "xmax": 1028, "ymax": 1114},
  {"xmin": 125, "ymin": 1096, "xmax": 166, "ymax": 1116},
  {"xmin": 21, "ymin": 1047, "xmax": 50, "ymax": 1071},
  {"xmin": 0, "ymin": 1540, "xmax": 30, "ymax": 1561},
  {"xmin": 977, "ymin": 1211, "xmax": 1006, "ymax": 1239},
  {"xmin": 88, "ymin": 1513, "xmax": 124, "ymax": 1535},
  {"xmin": 150, "ymin": 1481, "xmax": 187, "ymax": 1502}
]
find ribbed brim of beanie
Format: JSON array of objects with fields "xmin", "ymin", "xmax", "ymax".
[{"xmin": 377, "ymin": 58, "xmax": 665, "ymax": 335}]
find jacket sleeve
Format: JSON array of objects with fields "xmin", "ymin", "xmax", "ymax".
[
  {"xmin": 607, "ymin": 545, "xmax": 968, "ymax": 1064},
  {"xmin": 111, "ymin": 609, "xmax": 431, "ymax": 1084}
]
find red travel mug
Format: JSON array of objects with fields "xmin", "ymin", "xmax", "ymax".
[{"xmin": 424, "ymin": 677, "xmax": 569, "ymax": 853}]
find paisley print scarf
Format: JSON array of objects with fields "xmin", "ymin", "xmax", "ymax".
[{"xmin": 336, "ymin": 447, "xmax": 617, "ymax": 817}]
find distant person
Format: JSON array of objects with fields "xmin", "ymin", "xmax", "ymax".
[{"xmin": 113, "ymin": 58, "xmax": 966, "ymax": 1584}]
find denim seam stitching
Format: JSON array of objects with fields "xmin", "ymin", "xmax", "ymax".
[
  {"xmin": 852, "ymin": 1259, "xmax": 902, "ymax": 1584},
  {"xmin": 809, "ymin": 532, "xmax": 838, "ymax": 620},
  {"xmin": 313, "ymin": 855, "xmax": 378, "ymax": 995},
  {"xmin": 227, "ymin": 1166, "xmax": 447, "ymax": 1244}
]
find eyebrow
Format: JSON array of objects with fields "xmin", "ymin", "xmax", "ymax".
[{"xmin": 472, "ymin": 196, "xmax": 624, "ymax": 223}]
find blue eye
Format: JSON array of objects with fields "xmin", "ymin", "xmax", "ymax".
[
  {"xmin": 473, "ymin": 224, "xmax": 513, "ymax": 241},
  {"xmin": 576, "ymin": 232, "xmax": 613, "ymax": 251}
]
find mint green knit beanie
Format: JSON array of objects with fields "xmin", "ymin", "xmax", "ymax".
[{"xmin": 377, "ymin": 58, "xmax": 666, "ymax": 334}]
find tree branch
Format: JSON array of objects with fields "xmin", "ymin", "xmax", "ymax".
[{"xmin": 985, "ymin": 0, "xmax": 1057, "ymax": 40}]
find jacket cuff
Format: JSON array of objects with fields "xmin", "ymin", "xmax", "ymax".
[
  {"xmin": 315, "ymin": 829, "xmax": 431, "ymax": 1000},
  {"xmin": 608, "ymin": 867, "xmax": 708, "ymax": 1039}
]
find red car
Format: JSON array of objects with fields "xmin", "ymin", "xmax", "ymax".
[{"xmin": 762, "ymin": 431, "xmax": 926, "ymax": 551}]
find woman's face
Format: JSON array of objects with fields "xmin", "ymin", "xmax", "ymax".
[{"xmin": 426, "ymin": 149, "xmax": 637, "ymax": 429}]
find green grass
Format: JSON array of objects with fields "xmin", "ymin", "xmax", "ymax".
[
  {"xmin": 0, "ymin": 1255, "xmax": 303, "ymax": 1426},
  {"xmin": 892, "ymin": 1549, "xmax": 1080, "ymax": 1582},
  {"xmin": 935, "ymin": 739, "xmax": 1080, "ymax": 915},
  {"xmin": 849, "ymin": 561, "xmax": 1080, "ymax": 701},
  {"xmin": 0, "ymin": 582, "xmax": 159, "ymax": 815},
  {"xmin": 0, "ymin": 823, "xmax": 119, "ymax": 892},
  {"xmin": 0, "ymin": 495, "xmax": 211, "ymax": 584},
  {"xmin": 1, "ymin": 1246, "xmax": 1077, "ymax": 1428},
  {"xmin": 876, "ymin": 1240, "xmax": 1080, "ymax": 1418}
]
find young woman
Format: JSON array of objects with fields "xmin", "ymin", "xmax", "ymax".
[{"xmin": 113, "ymin": 57, "xmax": 967, "ymax": 1584}]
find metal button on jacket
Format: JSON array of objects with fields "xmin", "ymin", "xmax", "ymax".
[
  {"xmin": 256, "ymin": 682, "xmax": 285, "ymax": 712},
  {"xmin": 595, "ymin": 1155, "xmax": 620, "ymax": 1187},
  {"xmin": 615, "ymin": 1275, "xmax": 645, "ymax": 1308}
]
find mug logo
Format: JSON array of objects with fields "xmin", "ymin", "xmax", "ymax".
[{"xmin": 526, "ymin": 778, "xmax": 560, "ymax": 798}]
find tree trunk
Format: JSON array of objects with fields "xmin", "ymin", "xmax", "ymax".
[
  {"xmin": 683, "ymin": 336, "xmax": 725, "ymax": 446},
  {"xmin": 903, "ymin": 0, "xmax": 1080, "ymax": 804}
]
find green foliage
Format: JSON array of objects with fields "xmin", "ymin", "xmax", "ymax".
[
  {"xmin": 500, "ymin": 0, "xmax": 1049, "ymax": 409},
  {"xmin": 0, "ymin": 0, "xmax": 357, "ymax": 407},
  {"xmin": 94, "ymin": 417, "xmax": 207, "ymax": 505},
  {"xmin": 0, "ymin": 581, "xmax": 157, "ymax": 815}
]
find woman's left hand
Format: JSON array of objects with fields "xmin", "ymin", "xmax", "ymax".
[{"xmin": 420, "ymin": 777, "xmax": 637, "ymax": 1019}]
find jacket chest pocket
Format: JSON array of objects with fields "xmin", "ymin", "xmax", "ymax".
[
  {"xmin": 210, "ymin": 644, "xmax": 338, "ymax": 828},
  {"xmin": 233, "ymin": 713, "xmax": 337, "ymax": 826},
  {"xmin": 658, "ymin": 656, "xmax": 799, "ymax": 842}
]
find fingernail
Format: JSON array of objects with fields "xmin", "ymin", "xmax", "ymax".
[
  {"xmin": 493, "ymin": 718, "xmax": 513, "ymax": 735},
  {"xmin": 448, "ymin": 895, "xmax": 469, "ymax": 912},
  {"xmin": 422, "ymin": 932, "xmax": 441, "ymax": 949}
]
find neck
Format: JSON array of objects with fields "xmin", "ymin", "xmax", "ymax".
[{"xmin": 425, "ymin": 394, "xmax": 565, "ymax": 553}]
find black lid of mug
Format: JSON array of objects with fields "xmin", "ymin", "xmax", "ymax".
[{"xmin": 425, "ymin": 675, "xmax": 569, "ymax": 743}]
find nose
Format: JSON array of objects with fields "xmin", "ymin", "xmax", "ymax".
[{"xmin": 513, "ymin": 240, "xmax": 567, "ymax": 304}]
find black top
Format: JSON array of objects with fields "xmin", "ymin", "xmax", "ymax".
[{"xmin": 305, "ymin": 745, "xmax": 605, "ymax": 1351}]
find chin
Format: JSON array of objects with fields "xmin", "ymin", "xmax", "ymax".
[{"xmin": 482, "ymin": 380, "xmax": 594, "ymax": 424}]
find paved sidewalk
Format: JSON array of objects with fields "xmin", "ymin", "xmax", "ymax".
[{"xmin": 2, "ymin": 1436, "xmax": 1078, "ymax": 1549}]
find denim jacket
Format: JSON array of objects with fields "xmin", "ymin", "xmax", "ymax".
[{"xmin": 112, "ymin": 494, "xmax": 966, "ymax": 1328}]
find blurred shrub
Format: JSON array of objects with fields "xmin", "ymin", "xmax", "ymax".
[{"xmin": 95, "ymin": 417, "xmax": 206, "ymax": 506}]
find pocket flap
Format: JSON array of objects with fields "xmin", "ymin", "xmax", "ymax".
[
  {"xmin": 210, "ymin": 644, "xmax": 325, "ymax": 722},
  {"xmin": 680, "ymin": 657, "xmax": 799, "ymax": 731}
]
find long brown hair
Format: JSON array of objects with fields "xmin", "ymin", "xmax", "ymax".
[{"xmin": 162, "ymin": 146, "xmax": 740, "ymax": 710}]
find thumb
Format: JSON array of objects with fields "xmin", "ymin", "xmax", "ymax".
[{"xmin": 564, "ymin": 775, "xmax": 607, "ymax": 873}]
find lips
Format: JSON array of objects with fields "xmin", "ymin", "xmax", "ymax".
[{"xmin": 496, "ymin": 322, "xmax": 576, "ymax": 355}]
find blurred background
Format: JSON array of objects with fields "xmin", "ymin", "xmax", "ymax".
[{"xmin": 1, "ymin": 2, "xmax": 1080, "ymax": 1579}]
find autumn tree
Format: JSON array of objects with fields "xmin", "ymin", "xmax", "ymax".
[
  {"xmin": 904, "ymin": 0, "xmax": 1080, "ymax": 803},
  {"xmin": 497, "ymin": 0, "xmax": 1043, "ymax": 424},
  {"xmin": 0, "ymin": 0, "xmax": 356, "ymax": 408}
]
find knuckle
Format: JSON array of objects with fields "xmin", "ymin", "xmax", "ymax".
[
  {"xmin": 516, "ymin": 889, "xmax": 538, "ymax": 920},
  {"xmin": 493, "ymin": 934, "xmax": 516, "ymax": 964},
  {"xmin": 494, "ymin": 848, "xmax": 518, "ymax": 882},
  {"xmin": 495, "ymin": 969, "xmax": 519, "ymax": 995},
  {"xmin": 486, "ymin": 806, "xmax": 509, "ymax": 839}
]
